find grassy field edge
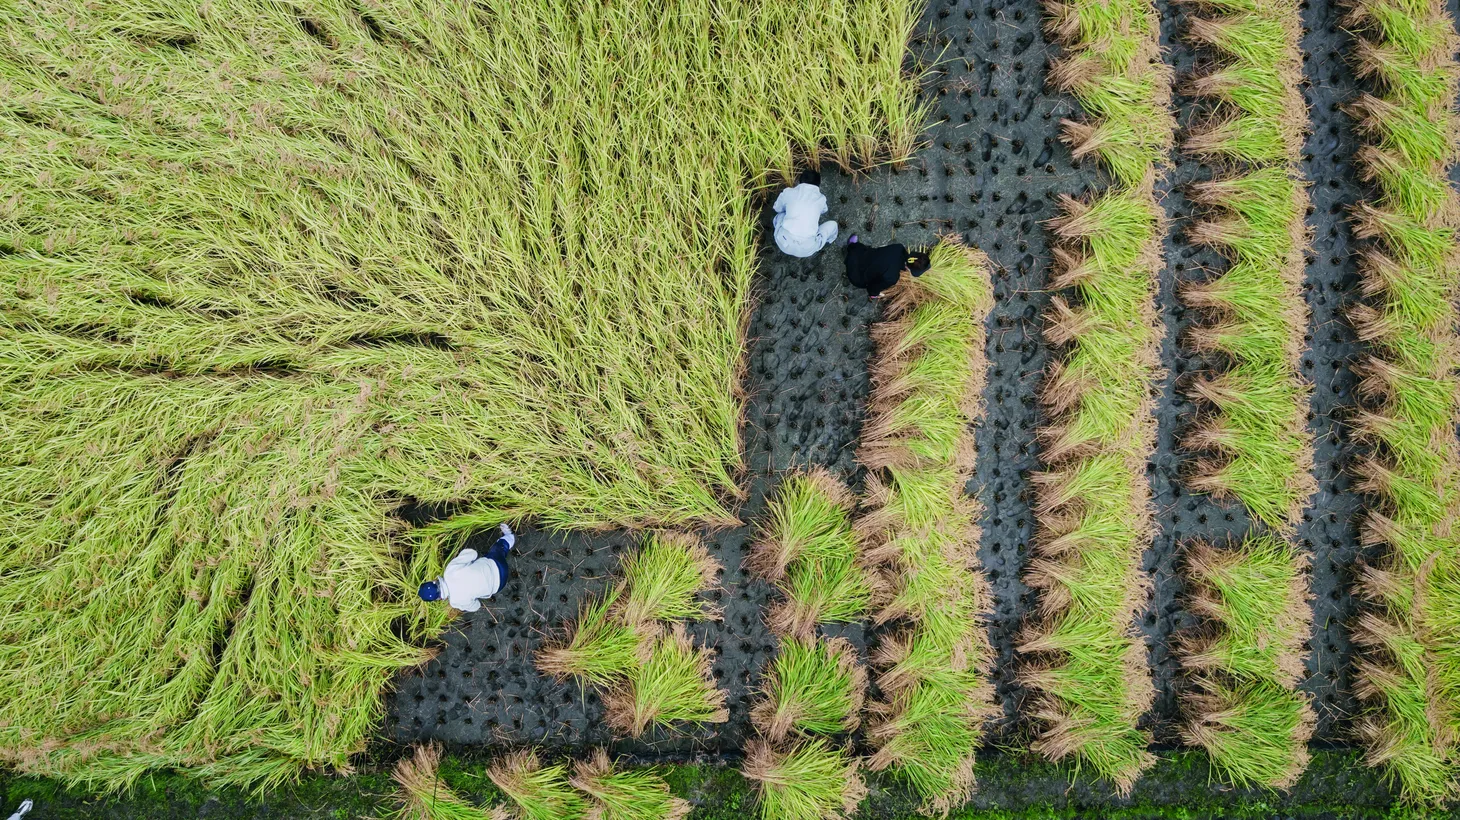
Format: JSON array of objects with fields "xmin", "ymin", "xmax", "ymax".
[{"xmin": 0, "ymin": 750, "xmax": 1419, "ymax": 820}]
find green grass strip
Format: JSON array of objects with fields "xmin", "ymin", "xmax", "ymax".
[
  {"xmin": 1344, "ymin": 0, "xmax": 1460, "ymax": 804},
  {"xmin": 1023, "ymin": 0, "xmax": 1173, "ymax": 793},
  {"xmin": 857, "ymin": 239, "xmax": 996, "ymax": 814}
]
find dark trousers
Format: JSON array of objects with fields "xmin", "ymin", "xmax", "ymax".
[{"xmin": 486, "ymin": 537, "xmax": 511, "ymax": 586}]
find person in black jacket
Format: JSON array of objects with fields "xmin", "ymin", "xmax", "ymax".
[{"xmin": 843, "ymin": 235, "xmax": 932, "ymax": 299}]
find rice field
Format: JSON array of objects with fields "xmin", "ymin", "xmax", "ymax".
[
  {"xmin": 0, "ymin": 0, "xmax": 922, "ymax": 791},
  {"xmin": 5, "ymin": 0, "xmax": 1460, "ymax": 813}
]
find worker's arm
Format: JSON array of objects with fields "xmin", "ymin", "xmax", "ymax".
[{"xmin": 772, "ymin": 188, "xmax": 789, "ymax": 214}]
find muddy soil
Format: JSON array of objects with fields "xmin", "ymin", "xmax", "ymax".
[{"xmin": 391, "ymin": 0, "xmax": 1382, "ymax": 767}]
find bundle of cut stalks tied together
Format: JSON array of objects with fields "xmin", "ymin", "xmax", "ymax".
[{"xmin": 536, "ymin": 533, "xmax": 728, "ymax": 737}]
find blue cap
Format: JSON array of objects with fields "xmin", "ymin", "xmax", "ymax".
[{"xmin": 418, "ymin": 581, "xmax": 442, "ymax": 602}]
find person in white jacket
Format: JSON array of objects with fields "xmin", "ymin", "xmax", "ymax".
[
  {"xmin": 418, "ymin": 524, "xmax": 515, "ymax": 612},
  {"xmin": 6, "ymin": 800, "xmax": 31, "ymax": 820},
  {"xmin": 772, "ymin": 169, "xmax": 838, "ymax": 258}
]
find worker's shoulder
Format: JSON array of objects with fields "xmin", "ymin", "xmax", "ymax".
[{"xmin": 783, "ymin": 183, "xmax": 824, "ymax": 205}]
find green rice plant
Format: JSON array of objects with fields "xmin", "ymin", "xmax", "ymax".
[
  {"xmin": 742, "ymin": 739, "xmax": 866, "ymax": 820},
  {"xmin": 394, "ymin": 743, "xmax": 508, "ymax": 820},
  {"xmin": 487, "ymin": 750, "xmax": 586, "ymax": 820},
  {"xmin": 855, "ymin": 238, "xmax": 995, "ymax": 812},
  {"xmin": 617, "ymin": 533, "xmax": 722, "ymax": 627},
  {"xmin": 603, "ymin": 625, "xmax": 728, "ymax": 737},
  {"xmin": 1023, "ymin": 0, "xmax": 1172, "ymax": 793},
  {"xmin": 0, "ymin": 0, "xmax": 925, "ymax": 787},
  {"xmin": 1178, "ymin": 538, "xmax": 1315, "ymax": 788},
  {"xmin": 569, "ymin": 750, "xmax": 691, "ymax": 820},
  {"xmin": 750, "ymin": 637, "xmax": 866, "ymax": 743},
  {"xmin": 535, "ymin": 584, "xmax": 647, "ymax": 688},
  {"xmin": 1343, "ymin": 0, "xmax": 1460, "ymax": 803}
]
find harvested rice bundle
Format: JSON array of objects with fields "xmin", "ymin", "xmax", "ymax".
[
  {"xmin": 855, "ymin": 239, "xmax": 997, "ymax": 812},
  {"xmin": 742, "ymin": 739, "xmax": 866, "ymax": 820},
  {"xmin": 750, "ymin": 637, "xmax": 867, "ymax": 743},
  {"xmin": 394, "ymin": 743, "xmax": 509, "ymax": 820},
  {"xmin": 487, "ymin": 750, "xmax": 586, "ymax": 820},
  {"xmin": 570, "ymin": 749, "xmax": 691, "ymax": 820},
  {"xmin": 1020, "ymin": 0, "xmax": 1173, "ymax": 791},
  {"xmin": 535, "ymin": 533, "xmax": 724, "ymax": 738},
  {"xmin": 1178, "ymin": 538, "xmax": 1315, "ymax": 789},
  {"xmin": 617, "ymin": 532, "xmax": 723, "ymax": 626},
  {"xmin": 603, "ymin": 625, "xmax": 728, "ymax": 737},
  {"xmin": 536, "ymin": 585, "xmax": 650, "ymax": 687},
  {"xmin": 752, "ymin": 469, "xmax": 877, "ymax": 639},
  {"xmin": 1343, "ymin": 0, "xmax": 1460, "ymax": 803}
]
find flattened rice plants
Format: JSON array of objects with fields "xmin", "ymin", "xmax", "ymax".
[
  {"xmin": 1020, "ymin": 0, "xmax": 1174, "ymax": 791},
  {"xmin": 0, "ymin": 0, "xmax": 924, "ymax": 787},
  {"xmin": 1344, "ymin": 0, "xmax": 1460, "ymax": 801},
  {"xmin": 856, "ymin": 240, "xmax": 996, "ymax": 813}
]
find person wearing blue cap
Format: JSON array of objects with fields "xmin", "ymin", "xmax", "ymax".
[{"xmin": 418, "ymin": 523, "xmax": 515, "ymax": 612}]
